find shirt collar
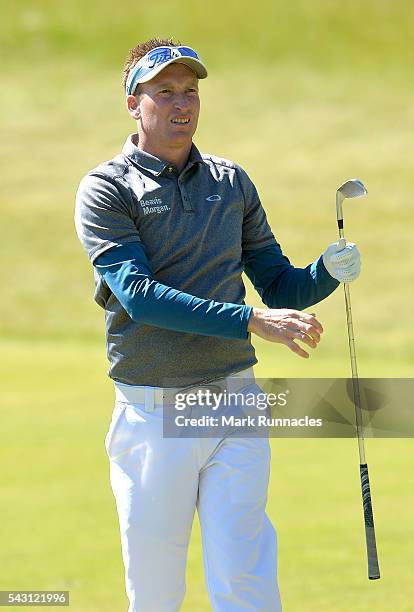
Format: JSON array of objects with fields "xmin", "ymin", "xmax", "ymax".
[{"xmin": 122, "ymin": 134, "xmax": 203, "ymax": 176}]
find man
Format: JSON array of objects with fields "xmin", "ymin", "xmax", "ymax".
[{"xmin": 75, "ymin": 38, "xmax": 360, "ymax": 611}]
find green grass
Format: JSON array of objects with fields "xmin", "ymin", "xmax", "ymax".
[
  {"xmin": 1, "ymin": 1, "xmax": 414, "ymax": 610},
  {"xmin": 2, "ymin": 342, "xmax": 414, "ymax": 611}
]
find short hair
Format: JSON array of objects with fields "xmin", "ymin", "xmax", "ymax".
[{"xmin": 122, "ymin": 37, "xmax": 181, "ymax": 94}]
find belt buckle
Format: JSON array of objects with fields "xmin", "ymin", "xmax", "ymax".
[{"xmin": 185, "ymin": 381, "xmax": 226, "ymax": 397}]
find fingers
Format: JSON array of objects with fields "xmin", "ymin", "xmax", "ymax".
[
  {"xmin": 285, "ymin": 326, "xmax": 318, "ymax": 349},
  {"xmin": 333, "ymin": 242, "xmax": 359, "ymax": 264},
  {"xmin": 336, "ymin": 237, "xmax": 346, "ymax": 251},
  {"xmin": 283, "ymin": 310, "xmax": 324, "ymax": 335},
  {"xmin": 297, "ymin": 321, "xmax": 321, "ymax": 343},
  {"xmin": 323, "ymin": 242, "xmax": 361, "ymax": 283},
  {"xmin": 287, "ymin": 340, "xmax": 310, "ymax": 359},
  {"xmin": 283, "ymin": 310, "xmax": 324, "ymax": 357},
  {"xmin": 247, "ymin": 307, "xmax": 324, "ymax": 359}
]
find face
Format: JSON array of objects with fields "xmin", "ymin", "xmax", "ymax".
[{"xmin": 127, "ymin": 63, "xmax": 200, "ymax": 152}]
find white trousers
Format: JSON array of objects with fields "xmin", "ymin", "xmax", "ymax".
[{"xmin": 105, "ymin": 369, "xmax": 281, "ymax": 611}]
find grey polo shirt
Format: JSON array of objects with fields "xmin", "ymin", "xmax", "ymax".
[{"xmin": 75, "ymin": 134, "xmax": 277, "ymax": 386}]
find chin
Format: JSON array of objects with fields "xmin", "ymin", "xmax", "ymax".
[{"xmin": 169, "ymin": 129, "xmax": 195, "ymax": 142}]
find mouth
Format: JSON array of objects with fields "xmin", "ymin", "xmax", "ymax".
[{"xmin": 171, "ymin": 117, "xmax": 191, "ymax": 125}]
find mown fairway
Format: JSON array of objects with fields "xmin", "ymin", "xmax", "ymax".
[{"xmin": 1, "ymin": 1, "xmax": 413, "ymax": 610}]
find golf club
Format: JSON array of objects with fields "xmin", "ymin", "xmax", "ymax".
[{"xmin": 336, "ymin": 179, "xmax": 380, "ymax": 580}]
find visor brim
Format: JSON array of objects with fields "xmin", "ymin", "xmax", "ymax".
[{"xmin": 136, "ymin": 57, "xmax": 208, "ymax": 84}]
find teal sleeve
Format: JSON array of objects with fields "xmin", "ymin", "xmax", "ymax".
[
  {"xmin": 94, "ymin": 244, "xmax": 252, "ymax": 339},
  {"xmin": 242, "ymin": 243, "xmax": 340, "ymax": 309}
]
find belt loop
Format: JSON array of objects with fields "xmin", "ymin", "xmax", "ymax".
[{"xmin": 145, "ymin": 388, "xmax": 155, "ymax": 413}]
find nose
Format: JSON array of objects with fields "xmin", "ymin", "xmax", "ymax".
[{"xmin": 173, "ymin": 93, "xmax": 190, "ymax": 111}]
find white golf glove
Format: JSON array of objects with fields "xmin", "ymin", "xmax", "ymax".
[{"xmin": 322, "ymin": 239, "xmax": 361, "ymax": 283}]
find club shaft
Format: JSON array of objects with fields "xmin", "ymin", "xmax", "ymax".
[
  {"xmin": 338, "ymin": 226, "xmax": 380, "ymax": 579},
  {"xmin": 338, "ymin": 227, "xmax": 365, "ymax": 458},
  {"xmin": 342, "ymin": 281, "xmax": 366, "ymax": 464}
]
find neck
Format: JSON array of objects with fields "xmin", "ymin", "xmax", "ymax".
[{"xmin": 135, "ymin": 135, "xmax": 192, "ymax": 172}]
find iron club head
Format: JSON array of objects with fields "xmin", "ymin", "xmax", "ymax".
[{"xmin": 336, "ymin": 178, "xmax": 367, "ymax": 222}]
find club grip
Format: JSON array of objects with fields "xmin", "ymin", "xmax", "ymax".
[{"xmin": 360, "ymin": 463, "xmax": 380, "ymax": 579}]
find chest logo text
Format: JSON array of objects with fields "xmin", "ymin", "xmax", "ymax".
[{"xmin": 139, "ymin": 198, "xmax": 171, "ymax": 216}]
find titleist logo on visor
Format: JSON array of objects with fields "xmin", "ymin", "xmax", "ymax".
[
  {"xmin": 145, "ymin": 47, "xmax": 185, "ymax": 68},
  {"xmin": 125, "ymin": 46, "xmax": 207, "ymax": 95}
]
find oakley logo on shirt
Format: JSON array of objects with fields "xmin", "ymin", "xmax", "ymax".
[{"xmin": 206, "ymin": 194, "xmax": 222, "ymax": 202}]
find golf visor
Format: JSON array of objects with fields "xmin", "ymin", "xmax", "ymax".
[{"xmin": 125, "ymin": 46, "xmax": 208, "ymax": 95}]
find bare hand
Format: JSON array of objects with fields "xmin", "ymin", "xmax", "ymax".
[{"xmin": 247, "ymin": 308, "xmax": 324, "ymax": 359}]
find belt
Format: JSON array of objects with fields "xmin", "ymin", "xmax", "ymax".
[{"xmin": 114, "ymin": 367, "xmax": 254, "ymax": 411}]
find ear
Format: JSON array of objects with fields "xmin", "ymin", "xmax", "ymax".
[{"xmin": 126, "ymin": 94, "xmax": 141, "ymax": 120}]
